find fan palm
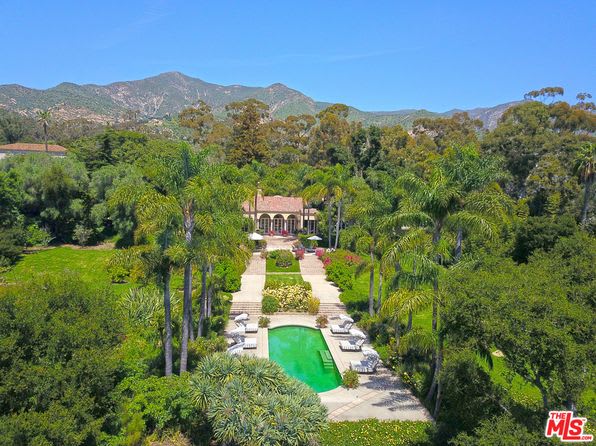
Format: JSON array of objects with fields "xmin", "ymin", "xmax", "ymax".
[{"xmin": 36, "ymin": 109, "xmax": 51, "ymax": 152}]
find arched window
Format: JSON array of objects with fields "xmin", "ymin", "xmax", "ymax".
[{"xmin": 259, "ymin": 214, "xmax": 271, "ymax": 232}]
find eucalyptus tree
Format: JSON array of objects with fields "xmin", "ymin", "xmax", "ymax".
[{"xmin": 574, "ymin": 142, "xmax": 595, "ymax": 224}]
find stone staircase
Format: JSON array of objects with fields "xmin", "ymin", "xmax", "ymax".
[{"xmin": 230, "ymin": 301, "xmax": 347, "ymax": 318}]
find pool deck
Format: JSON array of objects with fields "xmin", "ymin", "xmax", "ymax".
[{"xmin": 225, "ymin": 250, "xmax": 431, "ymax": 422}]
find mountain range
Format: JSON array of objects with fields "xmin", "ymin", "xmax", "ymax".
[{"xmin": 0, "ymin": 71, "xmax": 520, "ymax": 129}]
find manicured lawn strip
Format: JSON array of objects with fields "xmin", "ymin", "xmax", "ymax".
[
  {"xmin": 266, "ymin": 256, "xmax": 300, "ymax": 272},
  {"xmin": 320, "ymin": 420, "xmax": 433, "ymax": 446},
  {"xmin": 339, "ymin": 264, "xmax": 385, "ymax": 312},
  {"xmin": 2, "ymin": 247, "xmax": 133, "ymax": 295},
  {"xmin": 265, "ymin": 273, "xmax": 305, "ymax": 287}
]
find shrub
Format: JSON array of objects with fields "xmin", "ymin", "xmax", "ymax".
[
  {"xmin": 213, "ymin": 259, "xmax": 241, "ymax": 292},
  {"xmin": 307, "ymin": 296, "xmax": 320, "ymax": 314},
  {"xmin": 258, "ymin": 316, "xmax": 270, "ymax": 328},
  {"xmin": 342, "ymin": 369, "xmax": 359, "ymax": 389},
  {"xmin": 325, "ymin": 261, "xmax": 354, "ymax": 290},
  {"xmin": 260, "ymin": 249, "xmax": 268, "ymax": 259},
  {"xmin": 316, "ymin": 314, "xmax": 328, "ymax": 328},
  {"xmin": 275, "ymin": 250, "xmax": 294, "ymax": 267},
  {"xmin": 24, "ymin": 223, "xmax": 52, "ymax": 246},
  {"xmin": 109, "ymin": 265, "xmax": 129, "ymax": 283},
  {"xmin": 262, "ymin": 284, "xmax": 314, "ymax": 312},
  {"xmin": 262, "ymin": 295, "xmax": 279, "ymax": 314},
  {"xmin": 187, "ymin": 336, "xmax": 228, "ymax": 368},
  {"xmin": 295, "ymin": 248, "xmax": 305, "ymax": 260},
  {"xmin": 320, "ymin": 420, "xmax": 433, "ymax": 446},
  {"xmin": 315, "ymin": 247, "xmax": 325, "ymax": 257},
  {"xmin": 73, "ymin": 224, "xmax": 95, "ymax": 246},
  {"xmin": 0, "ymin": 227, "xmax": 24, "ymax": 266}
]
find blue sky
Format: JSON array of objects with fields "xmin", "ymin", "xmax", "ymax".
[{"xmin": 0, "ymin": 0, "xmax": 594, "ymax": 112}]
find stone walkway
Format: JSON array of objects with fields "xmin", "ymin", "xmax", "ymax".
[{"xmin": 226, "ymin": 250, "xmax": 430, "ymax": 421}]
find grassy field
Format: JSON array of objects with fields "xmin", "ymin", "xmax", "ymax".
[
  {"xmin": 266, "ymin": 257, "xmax": 300, "ymax": 273},
  {"xmin": 1, "ymin": 247, "xmax": 133, "ymax": 295}
]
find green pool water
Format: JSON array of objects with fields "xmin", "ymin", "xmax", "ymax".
[{"xmin": 268, "ymin": 325, "xmax": 342, "ymax": 392}]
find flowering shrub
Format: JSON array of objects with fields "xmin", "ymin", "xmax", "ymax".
[
  {"xmin": 295, "ymin": 249, "xmax": 305, "ymax": 260},
  {"xmin": 281, "ymin": 229, "xmax": 289, "ymax": 237},
  {"xmin": 315, "ymin": 247, "xmax": 325, "ymax": 257},
  {"xmin": 262, "ymin": 284, "xmax": 315, "ymax": 312},
  {"xmin": 342, "ymin": 370, "xmax": 359, "ymax": 389}
]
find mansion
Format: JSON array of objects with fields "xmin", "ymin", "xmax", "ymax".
[{"xmin": 243, "ymin": 193, "xmax": 318, "ymax": 234}]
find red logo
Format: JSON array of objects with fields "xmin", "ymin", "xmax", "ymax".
[{"xmin": 545, "ymin": 411, "xmax": 593, "ymax": 442}]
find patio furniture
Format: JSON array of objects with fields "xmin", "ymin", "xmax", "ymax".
[
  {"xmin": 339, "ymin": 328, "xmax": 367, "ymax": 351},
  {"xmin": 350, "ymin": 348, "xmax": 380, "ymax": 374},
  {"xmin": 330, "ymin": 316, "xmax": 354, "ymax": 334},
  {"xmin": 227, "ymin": 342, "xmax": 245, "ymax": 356},
  {"xmin": 230, "ymin": 326, "xmax": 257, "ymax": 349},
  {"xmin": 234, "ymin": 313, "xmax": 258, "ymax": 333}
]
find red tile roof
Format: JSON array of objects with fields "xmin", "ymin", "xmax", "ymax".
[
  {"xmin": 243, "ymin": 194, "xmax": 304, "ymax": 214},
  {"xmin": 0, "ymin": 143, "xmax": 67, "ymax": 153}
]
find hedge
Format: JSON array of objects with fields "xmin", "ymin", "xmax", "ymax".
[{"xmin": 319, "ymin": 420, "xmax": 433, "ymax": 446}]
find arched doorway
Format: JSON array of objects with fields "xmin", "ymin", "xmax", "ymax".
[
  {"xmin": 286, "ymin": 214, "xmax": 297, "ymax": 233},
  {"xmin": 259, "ymin": 214, "xmax": 271, "ymax": 232},
  {"xmin": 272, "ymin": 214, "xmax": 284, "ymax": 233}
]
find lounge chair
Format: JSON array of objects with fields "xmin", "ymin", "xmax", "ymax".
[
  {"xmin": 330, "ymin": 316, "xmax": 354, "ymax": 334},
  {"xmin": 230, "ymin": 327, "xmax": 257, "ymax": 349},
  {"xmin": 350, "ymin": 349, "xmax": 380, "ymax": 374},
  {"xmin": 339, "ymin": 328, "xmax": 367, "ymax": 351},
  {"xmin": 227, "ymin": 342, "xmax": 245, "ymax": 356},
  {"xmin": 234, "ymin": 313, "xmax": 258, "ymax": 333}
]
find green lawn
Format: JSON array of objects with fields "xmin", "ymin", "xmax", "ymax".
[
  {"xmin": 320, "ymin": 420, "xmax": 433, "ymax": 446},
  {"xmin": 265, "ymin": 273, "xmax": 305, "ymax": 286},
  {"xmin": 2, "ymin": 247, "xmax": 133, "ymax": 295},
  {"xmin": 266, "ymin": 257, "xmax": 300, "ymax": 273}
]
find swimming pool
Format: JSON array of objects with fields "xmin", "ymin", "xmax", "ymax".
[{"xmin": 268, "ymin": 325, "xmax": 342, "ymax": 392}]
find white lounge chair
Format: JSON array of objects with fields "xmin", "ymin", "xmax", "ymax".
[
  {"xmin": 230, "ymin": 326, "xmax": 257, "ymax": 349},
  {"xmin": 350, "ymin": 349, "xmax": 380, "ymax": 374},
  {"xmin": 331, "ymin": 316, "xmax": 354, "ymax": 334},
  {"xmin": 234, "ymin": 313, "xmax": 258, "ymax": 333},
  {"xmin": 339, "ymin": 328, "xmax": 367, "ymax": 351},
  {"xmin": 227, "ymin": 342, "xmax": 245, "ymax": 355}
]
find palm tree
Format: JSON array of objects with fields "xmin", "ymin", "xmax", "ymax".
[
  {"xmin": 37, "ymin": 109, "xmax": 51, "ymax": 152},
  {"xmin": 574, "ymin": 142, "xmax": 595, "ymax": 224},
  {"xmin": 391, "ymin": 168, "xmax": 503, "ymax": 413},
  {"xmin": 303, "ymin": 164, "xmax": 355, "ymax": 249},
  {"xmin": 344, "ymin": 185, "xmax": 392, "ymax": 315}
]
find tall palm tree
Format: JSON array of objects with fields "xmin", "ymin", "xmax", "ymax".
[
  {"xmin": 37, "ymin": 109, "xmax": 51, "ymax": 152},
  {"xmin": 344, "ymin": 186, "xmax": 392, "ymax": 315},
  {"xmin": 134, "ymin": 189, "xmax": 181, "ymax": 376},
  {"xmin": 303, "ymin": 164, "xmax": 355, "ymax": 249},
  {"xmin": 391, "ymin": 168, "xmax": 503, "ymax": 412},
  {"xmin": 574, "ymin": 142, "xmax": 595, "ymax": 224},
  {"xmin": 142, "ymin": 144, "xmax": 209, "ymax": 374}
]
